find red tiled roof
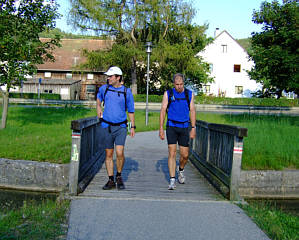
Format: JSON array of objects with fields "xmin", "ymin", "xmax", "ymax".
[{"xmin": 37, "ymin": 38, "xmax": 114, "ymax": 72}]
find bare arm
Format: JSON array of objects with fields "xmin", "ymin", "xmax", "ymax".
[
  {"xmin": 128, "ymin": 112, "xmax": 135, "ymax": 138},
  {"xmin": 96, "ymin": 98, "xmax": 103, "ymax": 119},
  {"xmin": 189, "ymin": 93, "xmax": 196, "ymax": 139},
  {"xmin": 159, "ymin": 91, "xmax": 168, "ymax": 140}
]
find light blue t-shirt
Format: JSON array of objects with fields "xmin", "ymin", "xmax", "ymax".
[
  {"xmin": 167, "ymin": 88, "xmax": 192, "ymax": 128},
  {"xmin": 97, "ymin": 84, "xmax": 135, "ymax": 128}
]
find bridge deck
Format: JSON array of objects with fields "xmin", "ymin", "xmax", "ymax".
[{"xmin": 81, "ymin": 131, "xmax": 222, "ymax": 201}]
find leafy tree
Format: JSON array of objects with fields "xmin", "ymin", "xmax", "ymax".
[
  {"xmin": 69, "ymin": 0, "xmax": 212, "ymax": 94},
  {"xmin": 248, "ymin": 0, "xmax": 299, "ymax": 98},
  {"xmin": 0, "ymin": 0, "xmax": 61, "ymax": 129}
]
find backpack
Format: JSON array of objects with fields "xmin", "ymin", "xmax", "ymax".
[
  {"xmin": 167, "ymin": 88, "xmax": 190, "ymax": 111},
  {"xmin": 103, "ymin": 85, "xmax": 127, "ymax": 111}
]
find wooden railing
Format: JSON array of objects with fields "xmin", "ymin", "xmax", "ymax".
[
  {"xmin": 69, "ymin": 116, "xmax": 105, "ymax": 195},
  {"xmin": 189, "ymin": 120, "xmax": 248, "ymax": 201}
]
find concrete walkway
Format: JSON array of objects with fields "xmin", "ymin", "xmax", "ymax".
[{"xmin": 67, "ymin": 131, "xmax": 270, "ymax": 240}]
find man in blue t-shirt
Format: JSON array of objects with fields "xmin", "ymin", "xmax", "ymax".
[
  {"xmin": 159, "ymin": 73, "xmax": 196, "ymax": 190},
  {"xmin": 96, "ymin": 66, "xmax": 135, "ymax": 190}
]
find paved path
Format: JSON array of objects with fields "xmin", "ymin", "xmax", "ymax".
[{"xmin": 67, "ymin": 131, "xmax": 270, "ymax": 240}]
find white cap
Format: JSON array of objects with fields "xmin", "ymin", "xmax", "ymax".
[{"xmin": 104, "ymin": 66, "xmax": 123, "ymax": 76}]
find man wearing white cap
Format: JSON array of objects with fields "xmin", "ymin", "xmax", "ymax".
[{"xmin": 97, "ymin": 66, "xmax": 136, "ymax": 190}]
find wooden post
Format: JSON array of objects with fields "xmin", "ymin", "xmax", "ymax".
[
  {"xmin": 69, "ymin": 130, "xmax": 81, "ymax": 195},
  {"xmin": 230, "ymin": 136, "xmax": 244, "ymax": 201}
]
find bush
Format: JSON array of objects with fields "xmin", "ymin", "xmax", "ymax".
[
  {"xmin": 135, "ymin": 94, "xmax": 298, "ymax": 107},
  {"xmin": 8, "ymin": 92, "xmax": 61, "ymax": 100}
]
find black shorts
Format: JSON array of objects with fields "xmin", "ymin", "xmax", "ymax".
[{"xmin": 166, "ymin": 126, "xmax": 190, "ymax": 147}]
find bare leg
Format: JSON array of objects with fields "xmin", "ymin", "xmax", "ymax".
[
  {"xmin": 115, "ymin": 145, "xmax": 125, "ymax": 173},
  {"xmin": 179, "ymin": 146, "xmax": 189, "ymax": 169},
  {"xmin": 105, "ymin": 149, "xmax": 114, "ymax": 176},
  {"xmin": 168, "ymin": 144, "xmax": 177, "ymax": 178}
]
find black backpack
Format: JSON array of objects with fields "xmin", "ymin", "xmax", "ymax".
[
  {"xmin": 167, "ymin": 88, "xmax": 190, "ymax": 111},
  {"xmin": 103, "ymin": 85, "xmax": 127, "ymax": 111}
]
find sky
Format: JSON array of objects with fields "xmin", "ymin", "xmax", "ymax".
[{"xmin": 56, "ymin": 0, "xmax": 278, "ymax": 40}]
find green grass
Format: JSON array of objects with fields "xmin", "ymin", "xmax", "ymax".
[
  {"xmin": 0, "ymin": 199, "xmax": 70, "ymax": 240},
  {"xmin": 0, "ymin": 106, "xmax": 298, "ymax": 169},
  {"xmin": 241, "ymin": 201, "xmax": 299, "ymax": 240},
  {"xmin": 197, "ymin": 113, "xmax": 299, "ymax": 170}
]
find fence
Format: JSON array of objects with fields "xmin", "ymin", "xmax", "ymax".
[
  {"xmin": 189, "ymin": 120, "xmax": 248, "ymax": 201},
  {"xmin": 69, "ymin": 116, "xmax": 105, "ymax": 195}
]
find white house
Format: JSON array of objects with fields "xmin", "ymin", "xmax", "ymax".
[{"xmin": 196, "ymin": 28, "xmax": 262, "ymax": 98}]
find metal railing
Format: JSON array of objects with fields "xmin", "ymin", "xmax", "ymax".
[
  {"xmin": 189, "ymin": 120, "xmax": 248, "ymax": 201},
  {"xmin": 69, "ymin": 116, "xmax": 105, "ymax": 195}
]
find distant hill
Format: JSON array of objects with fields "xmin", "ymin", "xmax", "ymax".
[{"xmin": 236, "ymin": 38, "xmax": 252, "ymax": 52}]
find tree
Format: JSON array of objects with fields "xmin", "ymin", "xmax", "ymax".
[
  {"xmin": 248, "ymin": 0, "xmax": 299, "ymax": 98},
  {"xmin": 69, "ymin": 0, "xmax": 212, "ymax": 94},
  {"xmin": 0, "ymin": 0, "xmax": 61, "ymax": 129}
]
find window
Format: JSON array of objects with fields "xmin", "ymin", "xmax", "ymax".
[
  {"xmin": 49, "ymin": 90, "xmax": 53, "ymax": 93},
  {"xmin": 44, "ymin": 72, "xmax": 51, "ymax": 78},
  {"xmin": 203, "ymin": 85, "xmax": 210, "ymax": 93},
  {"xmin": 44, "ymin": 90, "xmax": 48, "ymax": 93},
  {"xmin": 235, "ymin": 86, "xmax": 243, "ymax": 94},
  {"xmin": 234, "ymin": 64, "xmax": 241, "ymax": 72},
  {"xmin": 87, "ymin": 74, "xmax": 94, "ymax": 80},
  {"xmin": 66, "ymin": 73, "xmax": 72, "ymax": 79},
  {"xmin": 221, "ymin": 44, "xmax": 227, "ymax": 53},
  {"xmin": 86, "ymin": 85, "xmax": 95, "ymax": 93}
]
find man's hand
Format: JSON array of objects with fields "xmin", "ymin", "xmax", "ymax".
[
  {"xmin": 190, "ymin": 128, "xmax": 196, "ymax": 139},
  {"xmin": 130, "ymin": 128, "xmax": 135, "ymax": 138},
  {"xmin": 159, "ymin": 128, "xmax": 165, "ymax": 140}
]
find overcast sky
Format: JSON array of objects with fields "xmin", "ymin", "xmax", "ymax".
[{"xmin": 56, "ymin": 0, "xmax": 279, "ymax": 40}]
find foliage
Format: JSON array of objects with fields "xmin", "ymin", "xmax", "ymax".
[
  {"xmin": 0, "ymin": 199, "xmax": 69, "ymax": 240},
  {"xmin": 0, "ymin": 0, "xmax": 61, "ymax": 91},
  {"xmin": 133, "ymin": 94, "xmax": 299, "ymax": 107},
  {"xmin": 0, "ymin": 0, "xmax": 61, "ymax": 129},
  {"xmin": 39, "ymin": 27, "xmax": 104, "ymax": 39},
  {"xmin": 69, "ymin": 0, "xmax": 212, "ymax": 94},
  {"xmin": 241, "ymin": 201, "xmax": 299, "ymax": 240},
  {"xmin": 248, "ymin": 0, "xmax": 299, "ymax": 98},
  {"xmin": 8, "ymin": 92, "xmax": 61, "ymax": 100},
  {"xmin": 236, "ymin": 38, "xmax": 252, "ymax": 52}
]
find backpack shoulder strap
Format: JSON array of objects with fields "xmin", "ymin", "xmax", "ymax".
[
  {"xmin": 184, "ymin": 89, "xmax": 190, "ymax": 111},
  {"xmin": 103, "ymin": 85, "xmax": 110, "ymax": 106},
  {"xmin": 167, "ymin": 88, "xmax": 174, "ymax": 110},
  {"xmin": 124, "ymin": 86, "xmax": 127, "ymax": 111}
]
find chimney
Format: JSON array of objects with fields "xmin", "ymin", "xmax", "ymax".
[{"xmin": 214, "ymin": 28, "xmax": 220, "ymax": 38}]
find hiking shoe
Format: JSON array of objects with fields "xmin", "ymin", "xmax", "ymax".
[
  {"xmin": 177, "ymin": 166, "xmax": 185, "ymax": 184},
  {"xmin": 116, "ymin": 176, "xmax": 125, "ymax": 190},
  {"xmin": 168, "ymin": 178, "xmax": 176, "ymax": 190},
  {"xmin": 102, "ymin": 179, "xmax": 116, "ymax": 190}
]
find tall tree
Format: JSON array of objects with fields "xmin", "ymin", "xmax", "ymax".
[
  {"xmin": 0, "ymin": 0, "xmax": 59, "ymax": 128},
  {"xmin": 69, "ymin": 0, "xmax": 212, "ymax": 94},
  {"xmin": 248, "ymin": 0, "xmax": 299, "ymax": 98},
  {"xmin": 0, "ymin": 0, "xmax": 61, "ymax": 129}
]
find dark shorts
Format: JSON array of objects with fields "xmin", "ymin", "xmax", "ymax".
[
  {"xmin": 166, "ymin": 126, "xmax": 190, "ymax": 147},
  {"xmin": 102, "ymin": 126, "xmax": 127, "ymax": 149}
]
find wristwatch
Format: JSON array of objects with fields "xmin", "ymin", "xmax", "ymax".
[
  {"xmin": 191, "ymin": 126, "xmax": 196, "ymax": 129},
  {"xmin": 131, "ymin": 126, "xmax": 136, "ymax": 129}
]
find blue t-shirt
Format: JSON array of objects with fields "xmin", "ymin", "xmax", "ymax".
[
  {"xmin": 167, "ymin": 88, "xmax": 192, "ymax": 128},
  {"xmin": 97, "ymin": 84, "xmax": 135, "ymax": 128}
]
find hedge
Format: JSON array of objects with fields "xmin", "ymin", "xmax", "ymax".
[
  {"xmin": 134, "ymin": 94, "xmax": 299, "ymax": 107},
  {"xmin": 8, "ymin": 92, "xmax": 61, "ymax": 100}
]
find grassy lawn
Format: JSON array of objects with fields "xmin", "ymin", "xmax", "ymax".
[
  {"xmin": 0, "ymin": 199, "xmax": 70, "ymax": 240},
  {"xmin": 0, "ymin": 106, "xmax": 298, "ymax": 169},
  {"xmin": 197, "ymin": 113, "xmax": 299, "ymax": 170},
  {"xmin": 240, "ymin": 201, "xmax": 299, "ymax": 240}
]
